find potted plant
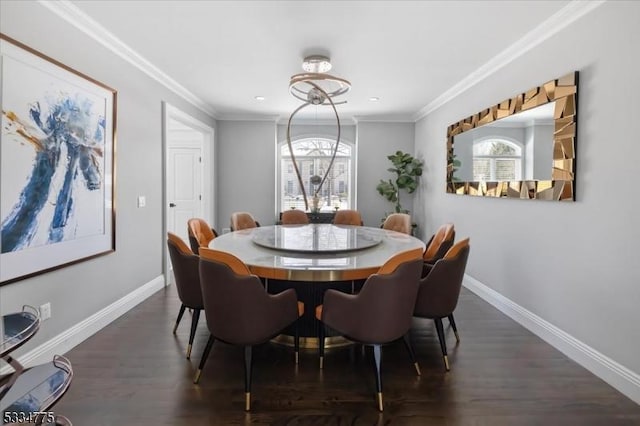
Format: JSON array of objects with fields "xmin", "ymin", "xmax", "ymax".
[{"xmin": 376, "ymin": 150, "xmax": 423, "ymax": 221}]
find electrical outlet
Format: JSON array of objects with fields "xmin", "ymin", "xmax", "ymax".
[
  {"xmin": 222, "ymin": 227, "xmax": 231, "ymax": 234},
  {"xmin": 40, "ymin": 302, "xmax": 51, "ymax": 321},
  {"xmin": 137, "ymin": 196, "xmax": 146, "ymax": 208}
]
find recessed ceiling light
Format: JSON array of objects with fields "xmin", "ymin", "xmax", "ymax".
[
  {"xmin": 255, "ymin": 96, "xmax": 265, "ymax": 101},
  {"xmin": 369, "ymin": 97, "xmax": 380, "ymax": 102}
]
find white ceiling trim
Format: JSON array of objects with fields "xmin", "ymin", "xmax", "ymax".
[
  {"xmin": 38, "ymin": 0, "xmax": 218, "ymax": 118},
  {"xmin": 353, "ymin": 116, "xmax": 415, "ymax": 124},
  {"xmin": 217, "ymin": 114, "xmax": 280, "ymax": 122},
  {"xmin": 411, "ymin": 0, "xmax": 606, "ymax": 122},
  {"xmin": 275, "ymin": 118, "xmax": 357, "ymax": 126}
]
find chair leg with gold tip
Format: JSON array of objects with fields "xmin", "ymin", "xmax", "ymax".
[
  {"xmin": 448, "ymin": 313, "xmax": 460, "ymax": 343},
  {"xmin": 372, "ymin": 344, "xmax": 383, "ymax": 412},
  {"xmin": 318, "ymin": 322, "xmax": 325, "ymax": 369},
  {"xmin": 173, "ymin": 304, "xmax": 186, "ymax": 334},
  {"xmin": 434, "ymin": 318, "xmax": 450, "ymax": 371},
  {"xmin": 402, "ymin": 333, "xmax": 421, "ymax": 376},
  {"xmin": 186, "ymin": 308, "xmax": 201, "ymax": 359},
  {"xmin": 244, "ymin": 346, "xmax": 253, "ymax": 411},
  {"xmin": 294, "ymin": 319, "xmax": 300, "ymax": 365},
  {"xmin": 194, "ymin": 335, "xmax": 214, "ymax": 384}
]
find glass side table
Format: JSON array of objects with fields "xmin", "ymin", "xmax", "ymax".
[
  {"xmin": 1, "ymin": 306, "xmax": 40, "ymax": 358},
  {"xmin": 1, "ymin": 307, "xmax": 73, "ymax": 426}
]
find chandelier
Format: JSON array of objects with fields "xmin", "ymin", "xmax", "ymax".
[{"xmin": 286, "ymin": 55, "xmax": 351, "ymax": 212}]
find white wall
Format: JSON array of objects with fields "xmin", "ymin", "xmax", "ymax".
[
  {"xmin": 357, "ymin": 122, "xmax": 416, "ymax": 228},
  {"xmin": 216, "ymin": 121, "xmax": 414, "ymax": 230},
  {"xmin": 216, "ymin": 120, "xmax": 277, "ymax": 229},
  {"xmin": 277, "ymin": 123, "xmax": 356, "ymax": 145},
  {"xmin": 532, "ymin": 124, "xmax": 553, "ymax": 179},
  {"xmin": 414, "ymin": 0, "xmax": 640, "ymax": 379},
  {"xmin": 0, "ymin": 2, "xmax": 216, "ymax": 355}
]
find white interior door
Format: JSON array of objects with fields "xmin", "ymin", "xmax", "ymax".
[
  {"xmin": 167, "ymin": 146, "xmax": 202, "ymax": 243},
  {"xmin": 163, "ymin": 103, "xmax": 215, "ymax": 286}
]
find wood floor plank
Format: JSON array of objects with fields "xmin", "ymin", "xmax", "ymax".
[{"xmin": 51, "ymin": 287, "xmax": 640, "ymax": 425}]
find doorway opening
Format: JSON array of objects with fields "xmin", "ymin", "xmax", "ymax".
[{"xmin": 163, "ymin": 102, "xmax": 214, "ymax": 285}]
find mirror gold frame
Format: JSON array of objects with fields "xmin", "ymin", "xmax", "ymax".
[{"xmin": 446, "ymin": 72, "xmax": 578, "ymax": 200}]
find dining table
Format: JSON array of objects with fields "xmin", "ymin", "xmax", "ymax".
[{"xmin": 209, "ymin": 224, "xmax": 425, "ymax": 347}]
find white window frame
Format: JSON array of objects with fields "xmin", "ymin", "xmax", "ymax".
[
  {"xmin": 277, "ymin": 137, "xmax": 355, "ymax": 213},
  {"xmin": 472, "ymin": 138, "xmax": 523, "ymax": 181}
]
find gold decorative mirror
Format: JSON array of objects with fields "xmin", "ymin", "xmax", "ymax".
[{"xmin": 446, "ymin": 72, "xmax": 578, "ymax": 200}]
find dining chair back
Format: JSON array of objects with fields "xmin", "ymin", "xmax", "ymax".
[
  {"xmin": 414, "ymin": 238, "xmax": 470, "ymax": 371},
  {"xmin": 194, "ymin": 247, "xmax": 303, "ymax": 410},
  {"xmin": 166, "ymin": 232, "xmax": 204, "ymax": 359},
  {"xmin": 333, "ymin": 209, "xmax": 363, "ymax": 226},
  {"xmin": 281, "ymin": 209, "xmax": 310, "ymax": 225},
  {"xmin": 423, "ymin": 223, "xmax": 455, "ymax": 265},
  {"xmin": 315, "ymin": 247, "xmax": 423, "ymax": 411},
  {"xmin": 382, "ymin": 213, "xmax": 412, "ymax": 235},
  {"xmin": 230, "ymin": 212, "xmax": 259, "ymax": 231},
  {"xmin": 187, "ymin": 218, "xmax": 217, "ymax": 254}
]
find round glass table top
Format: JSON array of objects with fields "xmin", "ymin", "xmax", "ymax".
[
  {"xmin": 209, "ymin": 225, "xmax": 425, "ymax": 281},
  {"xmin": 251, "ymin": 224, "xmax": 382, "ymax": 253}
]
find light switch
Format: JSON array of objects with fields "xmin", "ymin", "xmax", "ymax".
[{"xmin": 137, "ymin": 196, "xmax": 146, "ymax": 208}]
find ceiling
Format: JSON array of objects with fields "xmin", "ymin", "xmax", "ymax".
[{"xmin": 69, "ymin": 0, "xmax": 572, "ymax": 122}]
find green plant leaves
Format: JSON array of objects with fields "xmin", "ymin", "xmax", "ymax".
[
  {"xmin": 376, "ymin": 179, "xmax": 398, "ymax": 202},
  {"xmin": 377, "ymin": 150, "xmax": 424, "ymax": 214}
]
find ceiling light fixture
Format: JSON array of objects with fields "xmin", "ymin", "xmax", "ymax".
[
  {"xmin": 286, "ymin": 54, "xmax": 351, "ymax": 211},
  {"xmin": 301, "ymin": 55, "xmax": 332, "ymax": 73},
  {"xmin": 369, "ymin": 97, "xmax": 380, "ymax": 102},
  {"xmin": 289, "ymin": 55, "xmax": 351, "ymax": 105},
  {"xmin": 254, "ymin": 96, "xmax": 265, "ymax": 101}
]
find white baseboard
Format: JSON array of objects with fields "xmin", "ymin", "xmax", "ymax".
[
  {"xmin": 4, "ymin": 275, "xmax": 165, "ymax": 372},
  {"xmin": 463, "ymin": 274, "xmax": 640, "ymax": 405}
]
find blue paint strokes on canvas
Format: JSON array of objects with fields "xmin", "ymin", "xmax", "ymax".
[{"xmin": 1, "ymin": 95, "xmax": 104, "ymax": 253}]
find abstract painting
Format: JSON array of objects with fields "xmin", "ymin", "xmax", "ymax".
[{"xmin": 1, "ymin": 34, "xmax": 116, "ymax": 284}]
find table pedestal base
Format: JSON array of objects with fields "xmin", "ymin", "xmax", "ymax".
[{"xmin": 265, "ymin": 278, "xmax": 365, "ymax": 342}]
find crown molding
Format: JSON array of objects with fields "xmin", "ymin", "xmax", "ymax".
[
  {"xmin": 37, "ymin": 0, "xmax": 218, "ymax": 118},
  {"xmin": 353, "ymin": 115, "xmax": 415, "ymax": 124},
  {"xmin": 276, "ymin": 117, "xmax": 358, "ymax": 126},
  {"xmin": 412, "ymin": 0, "xmax": 606, "ymax": 122},
  {"xmin": 217, "ymin": 114, "xmax": 280, "ymax": 122},
  {"xmin": 37, "ymin": 0, "xmax": 605, "ymax": 124}
]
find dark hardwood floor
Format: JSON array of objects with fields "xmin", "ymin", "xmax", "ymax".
[{"xmin": 54, "ymin": 286, "xmax": 639, "ymax": 425}]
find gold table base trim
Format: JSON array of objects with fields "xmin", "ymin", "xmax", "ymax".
[{"xmin": 271, "ymin": 334, "xmax": 353, "ymax": 349}]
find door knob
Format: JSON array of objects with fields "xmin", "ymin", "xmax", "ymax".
[{"xmin": 169, "ymin": 203, "xmax": 176, "ymax": 207}]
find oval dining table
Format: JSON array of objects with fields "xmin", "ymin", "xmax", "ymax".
[{"xmin": 209, "ymin": 224, "xmax": 425, "ymax": 347}]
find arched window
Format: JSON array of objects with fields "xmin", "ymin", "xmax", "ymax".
[
  {"xmin": 278, "ymin": 138, "xmax": 354, "ymax": 212},
  {"xmin": 473, "ymin": 139, "xmax": 522, "ymax": 181}
]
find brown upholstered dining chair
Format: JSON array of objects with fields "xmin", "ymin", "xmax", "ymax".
[
  {"xmin": 194, "ymin": 248, "xmax": 304, "ymax": 411},
  {"xmin": 166, "ymin": 232, "xmax": 204, "ymax": 359},
  {"xmin": 414, "ymin": 238, "xmax": 470, "ymax": 371},
  {"xmin": 230, "ymin": 211, "xmax": 260, "ymax": 231},
  {"xmin": 382, "ymin": 213, "xmax": 412, "ymax": 235},
  {"xmin": 332, "ymin": 209, "xmax": 363, "ymax": 226},
  {"xmin": 187, "ymin": 218, "xmax": 218, "ymax": 254},
  {"xmin": 281, "ymin": 209, "xmax": 310, "ymax": 225},
  {"xmin": 315, "ymin": 248, "xmax": 424, "ymax": 411},
  {"xmin": 422, "ymin": 223, "xmax": 455, "ymax": 275}
]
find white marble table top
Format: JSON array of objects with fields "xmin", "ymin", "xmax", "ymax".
[
  {"xmin": 209, "ymin": 224, "xmax": 425, "ymax": 281},
  {"xmin": 251, "ymin": 224, "xmax": 383, "ymax": 253}
]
